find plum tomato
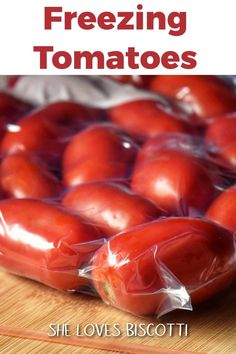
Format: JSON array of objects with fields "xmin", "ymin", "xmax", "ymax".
[
  {"xmin": 131, "ymin": 140, "xmax": 215, "ymax": 215},
  {"xmin": 1, "ymin": 101, "xmax": 98, "ymax": 164},
  {"xmin": 62, "ymin": 181, "xmax": 163, "ymax": 236},
  {"xmin": 62, "ymin": 124, "xmax": 138, "ymax": 187},
  {"xmin": 206, "ymin": 185, "xmax": 236, "ymax": 233},
  {"xmin": 0, "ymin": 199, "xmax": 103, "ymax": 290},
  {"xmin": 108, "ymin": 99, "xmax": 193, "ymax": 140},
  {"xmin": 135, "ymin": 133, "xmax": 203, "ymax": 166},
  {"xmin": 205, "ymin": 114, "xmax": 236, "ymax": 148},
  {"xmin": 92, "ymin": 217, "xmax": 235, "ymax": 316},
  {"xmin": 0, "ymin": 153, "xmax": 62, "ymax": 199},
  {"xmin": 205, "ymin": 113, "xmax": 236, "ymax": 170},
  {"xmin": 150, "ymin": 76, "xmax": 236, "ymax": 122}
]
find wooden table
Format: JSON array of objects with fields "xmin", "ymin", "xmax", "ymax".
[{"xmin": 0, "ymin": 272, "xmax": 235, "ymax": 353}]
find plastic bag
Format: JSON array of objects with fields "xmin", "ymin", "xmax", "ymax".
[
  {"xmin": 1, "ymin": 100, "xmax": 103, "ymax": 169},
  {"xmin": 149, "ymin": 75, "xmax": 236, "ymax": 123},
  {"xmin": 131, "ymin": 132, "xmax": 234, "ymax": 216},
  {"xmin": 0, "ymin": 75, "xmax": 235, "ymax": 319},
  {"xmin": 8, "ymin": 75, "xmax": 160, "ymax": 108},
  {"xmin": 0, "ymin": 198, "xmax": 235, "ymax": 317},
  {"xmin": 89, "ymin": 217, "xmax": 236, "ymax": 317}
]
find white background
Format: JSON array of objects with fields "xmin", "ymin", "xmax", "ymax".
[{"xmin": 0, "ymin": 0, "xmax": 235, "ymax": 74}]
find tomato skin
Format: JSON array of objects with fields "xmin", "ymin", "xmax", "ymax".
[
  {"xmin": 131, "ymin": 142, "xmax": 215, "ymax": 215},
  {"xmin": 205, "ymin": 114, "xmax": 236, "ymax": 148},
  {"xmin": 108, "ymin": 100, "xmax": 192, "ymax": 140},
  {"xmin": 0, "ymin": 153, "xmax": 62, "ymax": 199},
  {"xmin": 219, "ymin": 143, "xmax": 236, "ymax": 170},
  {"xmin": 135, "ymin": 133, "xmax": 203, "ymax": 165},
  {"xmin": 62, "ymin": 124, "xmax": 138, "ymax": 187},
  {"xmin": 1, "ymin": 114, "xmax": 63, "ymax": 164},
  {"xmin": 92, "ymin": 217, "xmax": 235, "ymax": 316},
  {"xmin": 150, "ymin": 76, "xmax": 236, "ymax": 121},
  {"xmin": 0, "ymin": 199, "xmax": 103, "ymax": 290},
  {"xmin": 206, "ymin": 186, "xmax": 236, "ymax": 233},
  {"xmin": 0, "ymin": 91, "xmax": 33, "ymax": 122},
  {"xmin": 205, "ymin": 114, "xmax": 236, "ymax": 170},
  {"xmin": 62, "ymin": 182, "xmax": 163, "ymax": 237},
  {"xmin": 1, "ymin": 101, "xmax": 99, "ymax": 164}
]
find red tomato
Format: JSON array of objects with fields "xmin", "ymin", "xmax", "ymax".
[
  {"xmin": 0, "ymin": 153, "xmax": 62, "ymax": 199},
  {"xmin": 92, "ymin": 217, "xmax": 235, "ymax": 316},
  {"xmin": 1, "ymin": 101, "xmax": 98, "ymax": 164},
  {"xmin": 135, "ymin": 133, "xmax": 203, "ymax": 166},
  {"xmin": 135, "ymin": 133, "xmax": 225, "ymax": 187},
  {"xmin": 150, "ymin": 76, "xmax": 236, "ymax": 122},
  {"xmin": 0, "ymin": 91, "xmax": 33, "ymax": 122},
  {"xmin": 62, "ymin": 182, "xmax": 163, "ymax": 236},
  {"xmin": 0, "ymin": 199, "xmax": 103, "ymax": 290},
  {"xmin": 206, "ymin": 185, "xmax": 236, "ymax": 232},
  {"xmin": 205, "ymin": 114, "xmax": 236, "ymax": 170},
  {"xmin": 131, "ymin": 142, "xmax": 215, "ymax": 215},
  {"xmin": 219, "ymin": 144, "xmax": 236, "ymax": 171},
  {"xmin": 63, "ymin": 124, "xmax": 138, "ymax": 187},
  {"xmin": 205, "ymin": 114, "xmax": 236, "ymax": 148},
  {"xmin": 108, "ymin": 100, "xmax": 193, "ymax": 140}
]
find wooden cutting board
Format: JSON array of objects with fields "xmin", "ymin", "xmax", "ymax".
[{"xmin": 0, "ymin": 271, "xmax": 235, "ymax": 354}]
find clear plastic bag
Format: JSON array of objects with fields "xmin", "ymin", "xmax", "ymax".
[
  {"xmin": 0, "ymin": 199, "xmax": 235, "ymax": 318},
  {"xmin": 0, "ymin": 75, "xmax": 235, "ymax": 319},
  {"xmin": 89, "ymin": 217, "xmax": 236, "ymax": 317}
]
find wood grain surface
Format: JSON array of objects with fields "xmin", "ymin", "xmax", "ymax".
[{"xmin": 0, "ymin": 271, "xmax": 235, "ymax": 354}]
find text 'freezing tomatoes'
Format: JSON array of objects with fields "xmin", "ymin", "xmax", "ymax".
[
  {"xmin": 1, "ymin": 101, "xmax": 100, "ymax": 165},
  {"xmin": 0, "ymin": 153, "xmax": 62, "ymax": 199},
  {"xmin": 0, "ymin": 199, "xmax": 104, "ymax": 290},
  {"xmin": 131, "ymin": 134, "xmax": 215, "ymax": 215},
  {"xmin": 150, "ymin": 76, "xmax": 236, "ymax": 122},
  {"xmin": 108, "ymin": 99, "xmax": 193, "ymax": 140},
  {"xmin": 92, "ymin": 218, "xmax": 235, "ymax": 316},
  {"xmin": 63, "ymin": 182, "xmax": 163, "ymax": 237},
  {"xmin": 206, "ymin": 185, "xmax": 236, "ymax": 233},
  {"xmin": 63, "ymin": 124, "xmax": 138, "ymax": 187}
]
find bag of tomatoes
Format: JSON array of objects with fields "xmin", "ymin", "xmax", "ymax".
[{"xmin": 0, "ymin": 76, "xmax": 235, "ymax": 319}]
